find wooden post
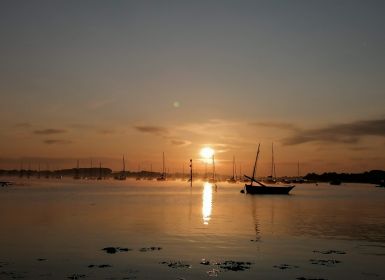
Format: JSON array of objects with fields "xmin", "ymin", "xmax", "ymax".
[{"xmin": 189, "ymin": 159, "xmax": 193, "ymax": 187}]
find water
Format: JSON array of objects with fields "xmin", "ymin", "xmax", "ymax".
[{"xmin": 0, "ymin": 179, "xmax": 384, "ymax": 279}]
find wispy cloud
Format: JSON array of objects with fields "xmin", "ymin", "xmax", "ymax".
[
  {"xmin": 43, "ymin": 139, "xmax": 72, "ymax": 145},
  {"xmin": 170, "ymin": 139, "xmax": 191, "ymax": 146},
  {"xmin": 34, "ymin": 129, "xmax": 67, "ymax": 135},
  {"xmin": 70, "ymin": 123, "xmax": 96, "ymax": 130},
  {"xmin": 14, "ymin": 122, "xmax": 32, "ymax": 128},
  {"xmin": 251, "ymin": 121, "xmax": 299, "ymax": 131},
  {"xmin": 283, "ymin": 118, "xmax": 385, "ymax": 145},
  {"xmin": 134, "ymin": 124, "xmax": 191, "ymax": 146},
  {"xmin": 179, "ymin": 119, "xmax": 240, "ymax": 136},
  {"xmin": 98, "ymin": 129, "xmax": 115, "ymax": 135},
  {"xmin": 134, "ymin": 125, "xmax": 169, "ymax": 136}
]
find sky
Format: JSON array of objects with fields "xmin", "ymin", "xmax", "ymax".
[{"xmin": 0, "ymin": 0, "xmax": 385, "ymax": 176}]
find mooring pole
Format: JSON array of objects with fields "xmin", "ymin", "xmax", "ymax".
[{"xmin": 189, "ymin": 159, "xmax": 193, "ymax": 187}]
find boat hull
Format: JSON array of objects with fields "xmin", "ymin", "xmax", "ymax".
[{"xmin": 244, "ymin": 184, "xmax": 294, "ymax": 195}]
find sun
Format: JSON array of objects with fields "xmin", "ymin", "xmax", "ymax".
[{"xmin": 200, "ymin": 147, "xmax": 215, "ymax": 160}]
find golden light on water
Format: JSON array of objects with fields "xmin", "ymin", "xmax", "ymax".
[
  {"xmin": 200, "ymin": 147, "xmax": 215, "ymax": 164},
  {"xmin": 202, "ymin": 182, "xmax": 213, "ymax": 225}
]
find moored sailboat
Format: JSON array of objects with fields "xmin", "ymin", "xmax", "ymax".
[
  {"xmin": 227, "ymin": 155, "xmax": 237, "ymax": 183},
  {"xmin": 208, "ymin": 154, "xmax": 217, "ymax": 183},
  {"xmin": 157, "ymin": 152, "xmax": 167, "ymax": 181},
  {"xmin": 243, "ymin": 144, "xmax": 294, "ymax": 195},
  {"xmin": 114, "ymin": 155, "xmax": 127, "ymax": 180}
]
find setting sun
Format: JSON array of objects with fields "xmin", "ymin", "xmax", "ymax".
[{"xmin": 200, "ymin": 147, "xmax": 215, "ymax": 160}]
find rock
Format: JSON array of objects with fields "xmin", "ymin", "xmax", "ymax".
[
  {"xmin": 102, "ymin": 247, "xmax": 131, "ymax": 254},
  {"xmin": 98, "ymin": 264, "xmax": 111, "ymax": 268},
  {"xmin": 200, "ymin": 259, "xmax": 210, "ymax": 265},
  {"xmin": 218, "ymin": 261, "xmax": 252, "ymax": 271},
  {"xmin": 309, "ymin": 259, "xmax": 341, "ymax": 266},
  {"xmin": 67, "ymin": 274, "xmax": 86, "ymax": 279},
  {"xmin": 159, "ymin": 261, "xmax": 192, "ymax": 269},
  {"xmin": 297, "ymin": 277, "xmax": 327, "ymax": 280},
  {"xmin": 88, "ymin": 264, "xmax": 111, "ymax": 268},
  {"xmin": 139, "ymin": 247, "xmax": 162, "ymax": 252},
  {"xmin": 313, "ymin": 250, "xmax": 346, "ymax": 255},
  {"xmin": 273, "ymin": 264, "xmax": 299, "ymax": 270}
]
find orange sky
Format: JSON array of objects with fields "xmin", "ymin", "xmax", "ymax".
[{"xmin": 1, "ymin": 1, "xmax": 384, "ymax": 175}]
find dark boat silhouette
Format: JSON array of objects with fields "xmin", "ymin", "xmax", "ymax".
[
  {"xmin": 329, "ymin": 180, "xmax": 342, "ymax": 185},
  {"xmin": 157, "ymin": 152, "xmax": 167, "ymax": 181},
  {"xmin": 243, "ymin": 144, "xmax": 294, "ymax": 195},
  {"xmin": 0, "ymin": 181, "xmax": 12, "ymax": 187},
  {"xmin": 227, "ymin": 155, "xmax": 237, "ymax": 183},
  {"xmin": 114, "ymin": 155, "xmax": 127, "ymax": 180},
  {"xmin": 74, "ymin": 160, "xmax": 81, "ymax": 180},
  {"xmin": 375, "ymin": 179, "xmax": 384, "ymax": 188},
  {"xmin": 208, "ymin": 154, "xmax": 218, "ymax": 183}
]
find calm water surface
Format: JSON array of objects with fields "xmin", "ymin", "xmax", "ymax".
[{"xmin": 0, "ymin": 179, "xmax": 384, "ymax": 279}]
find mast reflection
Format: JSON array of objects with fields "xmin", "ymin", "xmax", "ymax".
[{"xmin": 202, "ymin": 182, "xmax": 213, "ymax": 225}]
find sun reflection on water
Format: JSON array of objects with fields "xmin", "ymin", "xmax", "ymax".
[{"xmin": 202, "ymin": 182, "xmax": 213, "ymax": 225}]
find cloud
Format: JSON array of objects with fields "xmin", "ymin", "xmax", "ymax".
[
  {"xmin": 43, "ymin": 139, "xmax": 72, "ymax": 145},
  {"xmin": 170, "ymin": 139, "xmax": 191, "ymax": 146},
  {"xmin": 34, "ymin": 129, "xmax": 67, "ymax": 135},
  {"xmin": 70, "ymin": 123, "xmax": 96, "ymax": 130},
  {"xmin": 282, "ymin": 118, "xmax": 385, "ymax": 145},
  {"xmin": 251, "ymin": 121, "xmax": 299, "ymax": 131},
  {"xmin": 98, "ymin": 129, "xmax": 115, "ymax": 135},
  {"xmin": 14, "ymin": 122, "xmax": 32, "ymax": 128},
  {"xmin": 134, "ymin": 125, "xmax": 169, "ymax": 136},
  {"xmin": 179, "ymin": 119, "xmax": 240, "ymax": 136}
]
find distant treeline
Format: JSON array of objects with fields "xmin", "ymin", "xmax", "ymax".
[
  {"xmin": 0, "ymin": 168, "xmax": 112, "ymax": 177},
  {"xmin": 304, "ymin": 170, "xmax": 385, "ymax": 184},
  {"xmin": 0, "ymin": 168, "xmax": 162, "ymax": 178}
]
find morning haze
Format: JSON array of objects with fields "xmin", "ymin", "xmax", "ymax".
[
  {"xmin": 1, "ymin": 1, "xmax": 384, "ymax": 175},
  {"xmin": 1, "ymin": 2, "xmax": 385, "ymax": 280}
]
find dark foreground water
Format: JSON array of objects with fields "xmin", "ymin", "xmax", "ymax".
[{"xmin": 0, "ymin": 179, "xmax": 384, "ymax": 279}]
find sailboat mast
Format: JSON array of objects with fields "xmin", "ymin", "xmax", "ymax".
[
  {"xmin": 232, "ymin": 155, "xmax": 235, "ymax": 179},
  {"xmin": 239, "ymin": 164, "xmax": 242, "ymax": 181},
  {"xmin": 162, "ymin": 152, "xmax": 165, "ymax": 177},
  {"xmin": 212, "ymin": 155, "xmax": 215, "ymax": 181},
  {"xmin": 251, "ymin": 144, "xmax": 261, "ymax": 185},
  {"xmin": 122, "ymin": 155, "xmax": 125, "ymax": 173},
  {"xmin": 271, "ymin": 142, "xmax": 274, "ymax": 178},
  {"xmin": 297, "ymin": 161, "xmax": 300, "ymax": 177}
]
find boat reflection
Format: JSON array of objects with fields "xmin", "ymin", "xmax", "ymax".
[{"xmin": 202, "ymin": 182, "xmax": 213, "ymax": 225}]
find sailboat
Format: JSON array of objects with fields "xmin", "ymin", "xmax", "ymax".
[
  {"xmin": 208, "ymin": 155, "xmax": 217, "ymax": 183},
  {"xmin": 135, "ymin": 163, "xmax": 141, "ymax": 180},
  {"xmin": 243, "ymin": 144, "xmax": 294, "ymax": 195},
  {"xmin": 74, "ymin": 160, "xmax": 81, "ymax": 179},
  {"xmin": 97, "ymin": 162, "xmax": 103, "ymax": 180},
  {"xmin": 293, "ymin": 161, "xmax": 305, "ymax": 183},
  {"xmin": 227, "ymin": 155, "xmax": 237, "ymax": 183},
  {"xmin": 265, "ymin": 143, "xmax": 277, "ymax": 184},
  {"xmin": 157, "ymin": 152, "xmax": 166, "ymax": 181},
  {"xmin": 114, "ymin": 155, "xmax": 127, "ymax": 180}
]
